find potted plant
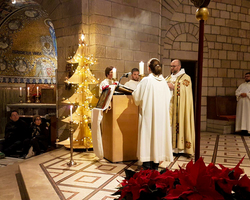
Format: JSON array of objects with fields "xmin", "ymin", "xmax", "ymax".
[{"xmin": 113, "ymin": 157, "xmax": 250, "ymax": 200}]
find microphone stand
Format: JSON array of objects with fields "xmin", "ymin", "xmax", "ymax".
[{"xmin": 117, "ymin": 73, "xmax": 129, "ymax": 90}]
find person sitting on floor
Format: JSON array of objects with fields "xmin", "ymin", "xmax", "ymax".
[
  {"xmin": 25, "ymin": 115, "xmax": 49, "ymax": 159},
  {"xmin": 3, "ymin": 110, "xmax": 28, "ymax": 157}
]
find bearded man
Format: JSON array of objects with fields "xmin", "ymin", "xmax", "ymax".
[{"xmin": 165, "ymin": 59, "xmax": 195, "ymax": 156}]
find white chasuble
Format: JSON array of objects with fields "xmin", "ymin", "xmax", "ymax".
[
  {"xmin": 166, "ymin": 70, "xmax": 195, "ymax": 155},
  {"xmin": 235, "ymin": 82, "xmax": 250, "ymax": 133},
  {"xmin": 132, "ymin": 73, "xmax": 173, "ymax": 163}
]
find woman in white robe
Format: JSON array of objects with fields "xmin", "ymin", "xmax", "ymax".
[{"xmin": 132, "ymin": 58, "xmax": 173, "ymax": 170}]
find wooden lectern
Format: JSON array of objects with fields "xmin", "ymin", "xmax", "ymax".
[{"xmin": 102, "ymin": 95, "xmax": 138, "ymax": 162}]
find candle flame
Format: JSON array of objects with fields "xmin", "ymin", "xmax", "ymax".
[{"xmin": 81, "ymin": 34, "xmax": 85, "ymax": 41}]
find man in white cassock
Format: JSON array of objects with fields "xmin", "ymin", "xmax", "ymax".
[
  {"xmin": 124, "ymin": 68, "xmax": 140, "ymax": 90},
  {"xmin": 235, "ymin": 72, "xmax": 250, "ymax": 135},
  {"xmin": 99, "ymin": 66, "xmax": 114, "ymax": 96},
  {"xmin": 132, "ymin": 58, "xmax": 173, "ymax": 170}
]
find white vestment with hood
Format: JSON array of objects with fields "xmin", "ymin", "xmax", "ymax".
[{"xmin": 132, "ymin": 73, "xmax": 173, "ymax": 163}]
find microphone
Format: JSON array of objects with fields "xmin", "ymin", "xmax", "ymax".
[
  {"xmin": 123, "ymin": 72, "xmax": 131, "ymax": 78},
  {"xmin": 117, "ymin": 72, "xmax": 131, "ymax": 89}
]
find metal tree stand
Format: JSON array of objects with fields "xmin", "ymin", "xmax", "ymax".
[{"xmin": 67, "ymin": 121, "xmax": 77, "ymax": 166}]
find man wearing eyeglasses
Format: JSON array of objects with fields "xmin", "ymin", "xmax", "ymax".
[
  {"xmin": 165, "ymin": 59, "xmax": 195, "ymax": 157},
  {"xmin": 235, "ymin": 72, "xmax": 250, "ymax": 136}
]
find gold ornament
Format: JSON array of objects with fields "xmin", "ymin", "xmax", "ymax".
[{"xmin": 195, "ymin": 7, "xmax": 209, "ymax": 21}]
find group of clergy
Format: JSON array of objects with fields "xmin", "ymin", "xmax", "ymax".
[
  {"xmin": 99, "ymin": 58, "xmax": 195, "ymax": 170},
  {"xmin": 98, "ymin": 59, "xmax": 250, "ymax": 170},
  {"xmin": 99, "ymin": 66, "xmax": 140, "ymax": 94}
]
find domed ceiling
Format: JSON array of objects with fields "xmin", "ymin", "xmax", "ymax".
[{"xmin": 0, "ymin": 0, "xmax": 57, "ymax": 84}]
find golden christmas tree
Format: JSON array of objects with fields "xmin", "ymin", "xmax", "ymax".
[{"xmin": 59, "ymin": 34, "xmax": 98, "ymax": 149}]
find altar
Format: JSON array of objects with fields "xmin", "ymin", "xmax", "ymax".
[{"xmin": 102, "ymin": 95, "xmax": 138, "ymax": 162}]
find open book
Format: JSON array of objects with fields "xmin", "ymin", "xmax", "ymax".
[{"xmin": 115, "ymin": 84, "xmax": 134, "ymax": 94}]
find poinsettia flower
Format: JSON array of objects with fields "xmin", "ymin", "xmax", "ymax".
[
  {"xmin": 209, "ymin": 157, "xmax": 245, "ymax": 194},
  {"xmin": 118, "ymin": 169, "xmax": 162, "ymax": 200},
  {"xmin": 165, "ymin": 158, "xmax": 224, "ymax": 200},
  {"xmin": 206, "ymin": 163, "xmax": 223, "ymax": 177},
  {"xmin": 114, "ymin": 157, "xmax": 248, "ymax": 200},
  {"xmin": 208, "ymin": 165, "xmax": 237, "ymax": 194},
  {"xmin": 229, "ymin": 156, "xmax": 245, "ymax": 180},
  {"xmin": 237, "ymin": 174, "xmax": 250, "ymax": 192},
  {"xmin": 118, "ymin": 177, "xmax": 141, "ymax": 200},
  {"xmin": 154, "ymin": 169, "xmax": 177, "ymax": 192}
]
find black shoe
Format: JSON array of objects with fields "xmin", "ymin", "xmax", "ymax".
[
  {"xmin": 152, "ymin": 162, "xmax": 159, "ymax": 171},
  {"xmin": 142, "ymin": 162, "xmax": 151, "ymax": 170},
  {"xmin": 241, "ymin": 130, "xmax": 249, "ymax": 136}
]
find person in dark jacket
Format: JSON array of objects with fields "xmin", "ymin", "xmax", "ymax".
[
  {"xmin": 25, "ymin": 115, "xmax": 49, "ymax": 159},
  {"xmin": 3, "ymin": 110, "xmax": 28, "ymax": 156}
]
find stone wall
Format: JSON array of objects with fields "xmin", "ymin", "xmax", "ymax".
[
  {"xmin": 161, "ymin": 0, "xmax": 250, "ymax": 130},
  {"xmin": 88, "ymin": 0, "xmax": 162, "ymax": 80}
]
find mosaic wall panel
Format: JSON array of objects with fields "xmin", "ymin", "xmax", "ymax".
[{"xmin": 0, "ymin": 0, "xmax": 57, "ymax": 84}]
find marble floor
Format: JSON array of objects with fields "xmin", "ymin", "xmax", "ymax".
[{"xmin": 1, "ymin": 131, "xmax": 250, "ymax": 200}]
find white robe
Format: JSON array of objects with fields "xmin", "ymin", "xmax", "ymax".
[
  {"xmin": 235, "ymin": 82, "xmax": 250, "ymax": 133},
  {"xmin": 91, "ymin": 85, "xmax": 116, "ymax": 159},
  {"xmin": 124, "ymin": 80, "xmax": 139, "ymax": 90},
  {"xmin": 132, "ymin": 73, "xmax": 173, "ymax": 163},
  {"xmin": 99, "ymin": 78, "xmax": 113, "ymax": 96}
]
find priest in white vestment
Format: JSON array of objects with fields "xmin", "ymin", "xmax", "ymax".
[
  {"xmin": 124, "ymin": 68, "xmax": 140, "ymax": 90},
  {"xmin": 235, "ymin": 72, "xmax": 250, "ymax": 135},
  {"xmin": 165, "ymin": 59, "xmax": 195, "ymax": 156},
  {"xmin": 132, "ymin": 58, "xmax": 173, "ymax": 170},
  {"xmin": 99, "ymin": 66, "xmax": 115, "ymax": 96}
]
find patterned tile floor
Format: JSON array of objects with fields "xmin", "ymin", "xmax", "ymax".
[
  {"xmin": 0, "ymin": 156, "xmax": 23, "ymax": 167},
  {"xmin": 13, "ymin": 132, "xmax": 250, "ymax": 199}
]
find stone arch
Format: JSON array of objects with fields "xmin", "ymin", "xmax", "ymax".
[
  {"xmin": 164, "ymin": 22, "xmax": 208, "ymax": 49},
  {"xmin": 163, "ymin": 22, "xmax": 208, "ymax": 61}
]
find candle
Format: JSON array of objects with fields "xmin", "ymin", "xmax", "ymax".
[
  {"xmin": 19, "ymin": 87, "xmax": 22, "ymax": 97},
  {"xmin": 37, "ymin": 87, "xmax": 39, "ymax": 96},
  {"xmin": 27, "ymin": 87, "xmax": 30, "ymax": 96},
  {"xmin": 70, "ymin": 105, "xmax": 73, "ymax": 121},
  {"xmin": 139, "ymin": 61, "xmax": 144, "ymax": 75},
  {"xmin": 112, "ymin": 67, "xmax": 116, "ymax": 79},
  {"xmin": 81, "ymin": 34, "xmax": 85, "ymax": 42}
]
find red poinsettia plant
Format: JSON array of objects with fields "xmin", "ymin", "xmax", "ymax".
[{"xmin": 113, "ymin": 157, "xmax": 250, "ymax": 200}]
